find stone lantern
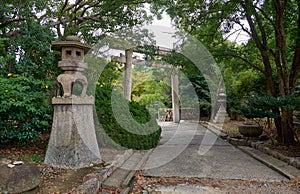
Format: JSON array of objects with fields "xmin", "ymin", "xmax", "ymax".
[
  {"xmin": 213, "ymin": 89, "xmax": 230, "ymax": 124},
  {"xmin": 44, "ymin": 36, "xmax": 101, "ymax": 169}
]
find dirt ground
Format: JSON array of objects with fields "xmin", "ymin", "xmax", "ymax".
[
  {"xmin": 131, "ymin": 173, "xmax": 300, "ymax": 194},
  {"xmin": 221, "ymin": 120, "xmax": 300, "ymax": 158},
  {"xmin": 0, "ymin": 135, "xmax": 100, "ymax": 193}
]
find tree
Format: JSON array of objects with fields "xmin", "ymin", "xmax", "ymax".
[
  {"xmin": 132, "ymin": 67, "xmax": 172, "ymax": 108},
  {"xmin": 162, "ymin": 0, "xmax": 300, "ymax": 145},
  {"xmin": 0, "ymin": 0, "xmax": 56, "ymax": 141},
  {"xmin": 39, "ymin": 0, "xmax": 160, "ymax": 42},
  {"xmin": 0, "ymin": 0, "xmax": 57, "ymax": 79},
  {"xmin": 0, "ymin": 0, "xmax": 163, "ymax": 141}
]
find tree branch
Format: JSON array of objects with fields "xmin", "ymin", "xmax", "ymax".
[
  {"xmin": 290, "ymin": 0, "xmax": 300, "ymax": 92},
  {"xmin": 274, "ymin": 0, "xmax": 289, "ymax": 94},
  {"xmin": 234, "ymin": 19, "xmax": 251, "ymax": 36},
  {"xmin": 61, "ymin": 0, "xmax": 69, "ymax": 12},
  {"xmin": 242, "ymin": 1, "xmax": 265, "ymax": 51},
  {"xmin": 80, "ymin": 2, "xmax": 101, "ymax": 18},
  {"xmin": 252, "ymin": 4, "xmax": 275, "ymax": 27},
  {"xmin": 0, "ymin": 18, "xmax": 25, "ymax": 28},
  {"xmin": 216, "ymin": 52, "xmax": 266, "ymax": 74},
  {"xmin": 253, "ymin": 5, "xmax": 267, "ymax": 47}
]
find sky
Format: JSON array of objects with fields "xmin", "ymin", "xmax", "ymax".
[
  {"xmin": 146, "ymin": 11, "xmax": 249, "ymax": 48},
  {"xmin": 108, "ymin": 9, "xmax": 250, "ymax": 60},
  {"xmin": 144, "ymin": 12, "xmax": 178, "ymax": 49}
]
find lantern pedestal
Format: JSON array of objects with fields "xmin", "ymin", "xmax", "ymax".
[{"xmin": 44, "ymin": 97, "xmax": 101, "ymax": 169}]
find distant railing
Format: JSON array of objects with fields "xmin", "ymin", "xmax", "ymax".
[{"xmin": 158, "ymin": 108, "xmax": 198, "ymax": 121}]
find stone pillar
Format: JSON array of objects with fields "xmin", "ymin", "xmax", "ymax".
[
  {"xmin": 171, "ymin": 69, "xmax": 180, "ymax": 123},
  {"xmin": 123, "ymin": 49, "xmax": 133, "ymax": 101},
  {"xmin": 44, "ymin": 36, "xmax": 101, "ymax": 169}
]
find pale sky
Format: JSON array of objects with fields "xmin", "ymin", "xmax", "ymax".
[
  {"xmin": 108, "ymin": 8, "xmax": 249, "ymax": 60},
  {"xmin": 148, "ymin": 11, "xmax": 249, "ymax": 45},
  {"xmin": 144, "ymin": 12, "xmax": 178, "ymax": 49}
]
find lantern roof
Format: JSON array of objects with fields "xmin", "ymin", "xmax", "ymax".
[{"xmin": 51, "ymin": 36, "xmax": 92, "ymax": 54}]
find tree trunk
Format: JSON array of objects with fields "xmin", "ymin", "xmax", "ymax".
[
  {"xmin": 274, "ymin": 109, "xmax": 296, "ymax": 145},
  {"xmin": 273, "ymin": 110, "xmax": 283, "ymax": 142},
  {"xmin": 280, "ymin": 110, "xmax": 296, "ymax": 145}
]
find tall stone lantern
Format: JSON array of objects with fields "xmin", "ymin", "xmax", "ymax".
[{"xmin": 44, "ymin": 36, "xmax": 101, "ymax": 169}]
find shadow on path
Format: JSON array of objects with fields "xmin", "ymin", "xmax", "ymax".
[{"xmin": 143, "ymin": 121, "xmax": 288, "ymax": 182}]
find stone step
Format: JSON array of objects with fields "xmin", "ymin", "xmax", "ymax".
[
  {"xmin": 102, "ymin": 151, "xmax": 150, "ymax": 189},
  {"xmin": 102, "ymin": 168, "xmax": 130, "ymax": 189},
  {"xmin": 238, "ymin": 146, "xmax": 300, "ymax": 181}
]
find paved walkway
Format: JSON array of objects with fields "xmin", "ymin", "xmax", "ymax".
[{"xmin": 142, "ymin": 121, "xmax": 288, "ymax": 181}]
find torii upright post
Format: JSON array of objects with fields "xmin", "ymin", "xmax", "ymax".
[
  {"xmin": 171, "ymin": 68, "xmax": 180, "ymax": 123},
  {"xmin": 123, "ymin": 49, "xmax": 133, "ymax": 101}
]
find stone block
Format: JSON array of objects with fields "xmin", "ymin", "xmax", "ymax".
[
  {"xmin": 76, "ymin": 178, "xmax": 100, "ymax": 194},
  {"xmin": 83, "ymin": 173, "xmax": 104, "ymax": 183},
  {"xmin": 0, "ymin": 163, "xmax": 41, "ymax": 194}
]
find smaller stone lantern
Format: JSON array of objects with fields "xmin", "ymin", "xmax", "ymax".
[
  {"xmin": 213, "ymin": 89, "xmax": 230, "ymax": 124},
  {"xmin": 44, "ymin": 36, "xmax": 101, "ymax": 169}
]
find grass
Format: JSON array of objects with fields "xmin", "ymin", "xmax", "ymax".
[
  {"xmin": 224, "ymin": 127, "xmax": 239, "ymax": 134},
  {"xmin": 18, "ymin": 153, "xmax": 45, "ymax": 164},
  {"xmin": 221, "ymin": 121, "xmax": 243, "ymax": 137}
]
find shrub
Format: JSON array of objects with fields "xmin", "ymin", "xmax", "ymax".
[
  {"xmin": 236, "ymin": 95, "xmax": 300, "ymax": 120},
  {"xmin": 95, "ymin": 86, "xmax": 161, "ymax": 150},
  {"xmin": 0, "ymin": 74, "xmax": 52, "ymax": 142}
]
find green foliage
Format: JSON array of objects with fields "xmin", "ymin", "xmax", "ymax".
[
  {"xmin": 42, "ymin": 0, "xmax": 161, "ymax": 42},
  {"xmin": 187, "ymin": 74, "xmax": 210, "ymax": 116},
  {"xmin": 237, "ymin": 95, "xmax": 300, "ymax": 119},
  {"xmin": 95, "ymin": 86, "xmax": 161, "ymax": 150},
  {"xmin": 231, "ymin": 70, "xmax": 266, "ymax": 98},
  {"xmin": 95, "ymin": 61, "xmax": 161, "ymax": 150},
  {"xmin": 0, "ymin": 74, "xmax": 52, "ymax": 142},
  {"xmin": 0, "ymin": 2, "xmax": 55, "ymax": 142},
  {"xmin": 218, "ymin": 57, "xmax": 268, "ymax": 115},
  {"xmin": 0, "ymin": 0, "xmax": 58, "ymax": 80},
  {"xmin": 132, "ymin": 67, "xmax": 172, "ymax": 108},
  {"xmin": 133, "ymin": 79, "xmax": 171, "ymax": 107},
  {"xmin": 12, "ymin": 22, "xmax": 57, "ymax": 79},
  {"xmin": 162, "ymin": 0, "xmax": 299, "ymax": 144},
  {"xmin": 0, "ymin": 2, "xmax": 56, "ymax": 142}
]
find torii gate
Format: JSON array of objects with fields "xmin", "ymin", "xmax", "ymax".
[{"xmin": 112, "ymin": 46, "xmax": 180, "ymax": 123}]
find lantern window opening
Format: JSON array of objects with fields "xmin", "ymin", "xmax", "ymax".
[
  {"xmin": 76, "ymin": 51, "xmax": 81, "ymax": 57},
  {"xmin": 66, "ymin": 50, "xmax": 72, "ymax": 56}
]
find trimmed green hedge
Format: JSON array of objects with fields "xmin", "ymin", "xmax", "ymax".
[{"xmin": 95, "ymin": 86, "xmax": 161, "ymax": 150}]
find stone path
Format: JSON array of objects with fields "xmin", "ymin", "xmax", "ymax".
[
  {"xmin": 142, "ymin": 121, "xmax": 288, "ymax": 181},
  {"xmin": 98, "ymin": 121, "xmax": 300, "ymax": 193}
]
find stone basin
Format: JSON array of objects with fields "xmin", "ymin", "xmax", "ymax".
[{"xmin": 238, "ymin": 124, "xmax": 263, "ymax": 138}]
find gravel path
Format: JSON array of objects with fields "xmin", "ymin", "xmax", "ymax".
[{"xmin": 132, "ymin": 175, "xmax": 300, "ymax": 194}]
